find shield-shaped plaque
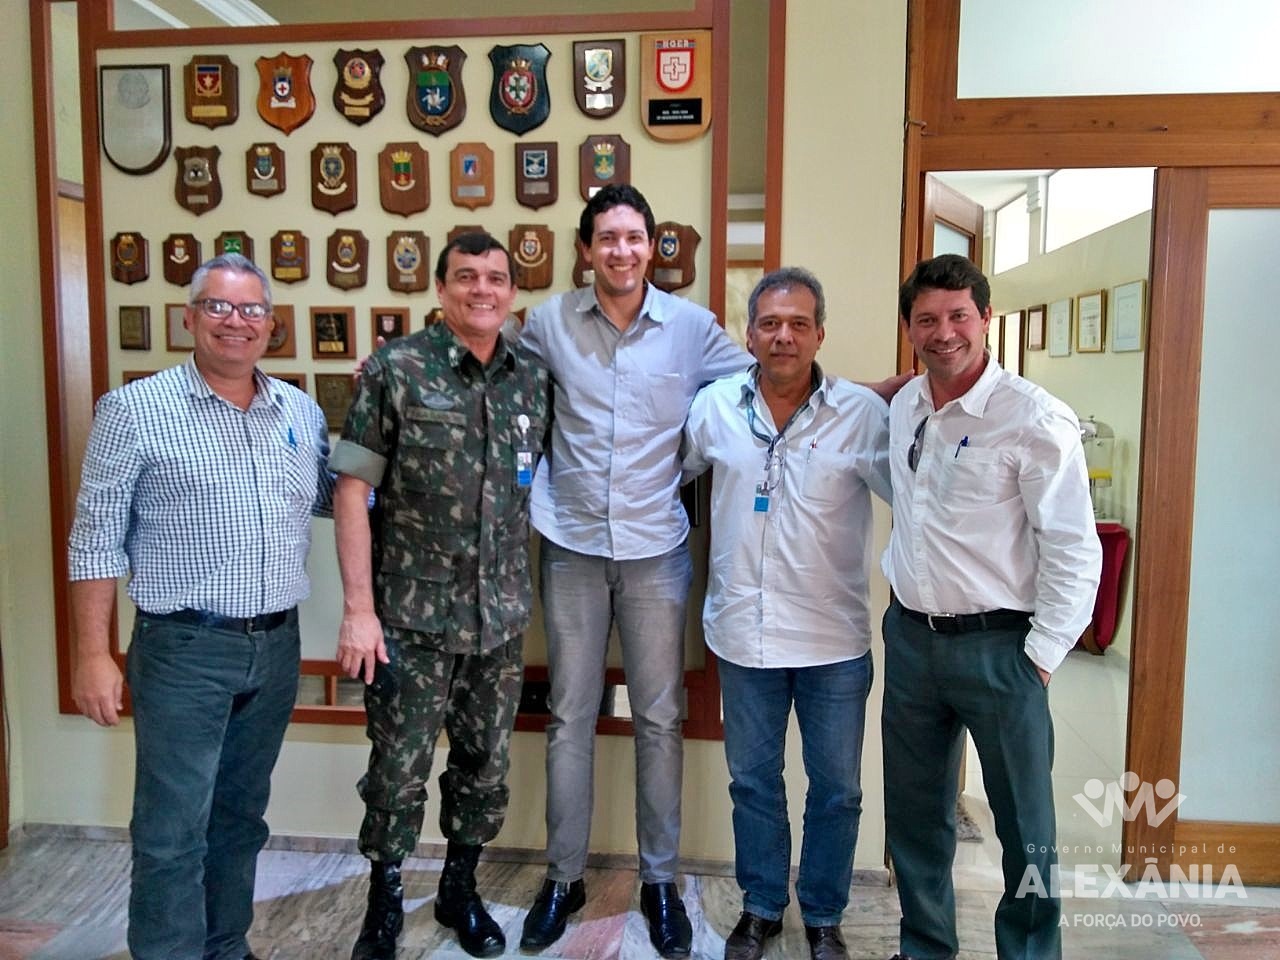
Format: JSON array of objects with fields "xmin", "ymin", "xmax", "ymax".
[
  {"xmin": 648, "ymin": 222, "xmax": 700, "ymax": 292},
  {"xmin": 514, "ymin": 142, "xmax": 558, "ymax": 210},
  {"xmin": 311, "ymin": 143, "xmax": 358, "ymax": 215},
  {"xmin": 450, "ymin": 143, "xmax": 494, "ymax": 210},
  {"xmin": 215, "ymin": 231, "xmax": 254, "ymax": 261},
  {"xmin": 640, "ymin": 32, "xmax": 712, "ymax": 142},
  {"xmin": 111, "ymin": 232, "xmax": 149, "ymax": 284},
  {"xmin": 378, "ymin": 141, "xmax": 429, "ymax": 216},
  {"xmin": 271, "ymin": 230, "xmax": 310, "ymax": 284},
  {"xmin": 245, "ymin": 142, "xmax": 285, "ymax": 197},
  {"xmin": 174, "ymin": 146, "xmax": 222, "ymax": 215},
  {"xmin": 386, "ymin": 231, "xmax": 430, "ymax": 293},
  {"xmin": 510, "ymin": 224, "xmax": 554, "ymax": 291},
  {"xmin": 163, "ymin": 233, "xmax": 201, "ymax": 285},
  {"xmin": 333, "ymin": 48, "xmax": 385, "ymax": 125},
  {"xmin": 406, "ymin": 46, "xmax": 466, "ymax": 136},
  {"xmin": 579, "ymin": 134, "xmax": 630, "ymax": 201},
  {"xmin": 573, "ymin": 40, "xmax": 625, "ymax": 118},
  {"xmin": 327, "ymin": 230, "xmax": 369, "ymax": 290},
  {"xmin": 255, "ymin": 52, "xmax": 315, "ymax": 135},
  {"xmin": 184, "ymin": 55, "xmax": 238, "ymax": 128},
  {"xmin": 488, "ymin": 43, "xmax": 551, "ymax": 135},
  {"xmin": 571, "ymin": 236, "xmax": 594, "ymax": 289},
  {"xmin": 100, "ymin": 65, "xmax": 170, "ymax": 176}
]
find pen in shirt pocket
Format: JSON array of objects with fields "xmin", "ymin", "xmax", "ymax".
[
  {"xmin": 954, "ymin": 436, "xmax": 968, "ymax": 458},
  {"xmin": 286, "ymin": 426, "xmax": 297, "ymax": 449}
]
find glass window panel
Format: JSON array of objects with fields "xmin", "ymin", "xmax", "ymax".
[
  {"xmin": 1179, "ymin": 208, "xmax": 1280, "ymax": 823},
  {"xmin": 958, "ymin": 0, "xmax": 1280, "ymax": 98},
  {"xmin": 992, "ymin": 195, "xmax": 1028, "ymax": 274},
  {"xmin": 933, "ymin": 221, "xmax": 971, "ymax": 258},
  {"xmin": 1045, "ymin": 169, "xmax": 1152, "ymax": 253}
]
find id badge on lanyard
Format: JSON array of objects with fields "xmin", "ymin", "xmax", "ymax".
[{"xmin": 515, "ymin": 414, "xmax": 535, "ymax": 486}]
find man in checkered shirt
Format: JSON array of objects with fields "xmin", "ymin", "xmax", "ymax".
[{"xmin": 67, "ymin": 253, "xmax": 334, "ymax": 960}]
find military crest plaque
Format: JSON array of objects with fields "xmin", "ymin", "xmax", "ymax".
[
  {"xmin": 215, "ymin": 230, "xmax": 254, "ymax": 261},
  {"xmin": 327, "ymin": 230, "xmax": 369, "ymax": 290},
  {"xmin": 450, "ymin": 143, "xmax": 494, "ymax": 210},
  {"xmin": 163, "ymin": 233, "xmax": 201, "ymax": 285},
  {"xmin": 174, "ymin": 146, "xmax": 222, "ymax": 215},
  {"xmin": 579, "ymin": 134, "xmax": 630, "ymax": 200},
  {"xmin": 406, "ymin": 46, "xmax": 466, "ymax": 136},
  {"xmin": 100, "ymin": 64, "xmax": 170, "ymax": 176},
  {"xmin": 245, "ymin": 142, "xmax": 285, "ymax": 197},
  {"xmin": 649, "ymin": 221, "xmax": 700, "ymax": 291},
  {"xmin": 514, "ymin": 142, "xmax": 557, "ymax": 210},
  {"xmin": 571, "ymin": 237, "xmax": 593, "ymax": 289},
  {"xmin": 270, "ymin": 230, "xmax": 309, "ymax": 283},
  {"xmin": 255, "ymin": 52, "xmax": 315, "ymax": 135},
  {"xmin": 111, "ymin": 232, "xmax": 148, "ymax": 284},
  {"xmin": 640, "ymin": 32, "xmax": 712, "ymax": 141},
  {"xmin": 183, "ymin": 55, "xmax": 238, "ymax": 128},
  {"xmin": 510, "ymin": 225, "xmax": 554, "ymax": 291},
  {"xmin": 488, "ymin": 43, "xmax": 551, "ymax": 135},
  {"xmin": 573, "ymin": 40, "xmax": 625, "ymax": 118},
  {"xmin": 333, "ymin": 48, "xmax": 385, "ymax": 125},
  {"xmin": 386, "ymin": 231, "xmax": 429, "ymax": 293},
  {"xmin": 378, "ymin": 141, "xmax": 430, "ymax": 216},
  {"xmin": 264, "ymin": 304, "xmax": 296, "ymax": 358},
  {"xmin": 311, "ymin": 143, "xmax": 358, "ymax": 215}
]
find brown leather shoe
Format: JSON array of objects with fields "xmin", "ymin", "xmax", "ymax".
[
  {"xmin": 724, "ymin": 911, "xmax": 783, "ymax": 960},
  {"xmin": 805, "ymin": 925, "xmax": 848, "ymax": 960}
]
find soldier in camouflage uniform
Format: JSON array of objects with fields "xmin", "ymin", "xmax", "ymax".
[{"xmin": 330, "ymin": 232, "xmax": 549, "ymax": 960}]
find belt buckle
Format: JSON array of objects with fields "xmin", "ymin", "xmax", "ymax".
[{"xmin": 927, "ymin": 613, "xmax": 958, "ymax": 633}]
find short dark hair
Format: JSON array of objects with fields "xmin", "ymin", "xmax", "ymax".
[
  {"xmin": 189, "ymin": 253, "xmax": 272, "ymax": 310},
  {"xmin": 898, "ymin": 254, "xmax": 990, "ymax": 321},
  {"xmin": 578, "ymin": 183, "xmax": 656, "ymax": 247},
  {"xmin": 748, "ymin": 267, "xmax": 826, "ymax": 329},
  {"xmin": 434, "ymin": 231, "xmax": 516, "ymax": 284}
]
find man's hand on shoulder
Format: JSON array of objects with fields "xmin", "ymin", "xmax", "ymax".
[
  {"xmin": 73, "ymin": 651, "xmax": 124, "ymax": 726},
  {"xmin": 868, "ymin": 371, "xmax": 914, "ymax": 403},
  {"xmin": 336, "ymin": 609, "xmax": 389, "ymax": 684}
]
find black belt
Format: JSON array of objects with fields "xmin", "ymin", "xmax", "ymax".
[
  {"xmin": 899, "ymin": 604, "xmax": 1031, "ymax": 635},
  {"xmin": 142, "ymin": 607, "xmax": 294, "ymax": 634}
]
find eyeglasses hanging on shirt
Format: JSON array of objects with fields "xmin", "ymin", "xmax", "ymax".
[
  {"xmin": 907, "ymin": 415, "xmax": 928, "ymax": 473},
  {"xmin": 746, "ymin": 397, "xmax": 807, "ymax": 513}
]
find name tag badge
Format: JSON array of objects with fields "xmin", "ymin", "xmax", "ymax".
[
  {"xmin": 754, "ymin": 481, "xmax": 769, "ymax": 513},
  {"xmin": 517, "ymin": 449, "xmax": 534, "ymax": 487}
]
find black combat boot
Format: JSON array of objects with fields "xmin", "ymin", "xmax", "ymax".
[
  {"xmin": 351, "ymin": 859, "xmax": 404, "ymax": 960},
  {"xmin": 434, "ymin": 841, "xmax": 505, "ymax": 958}
]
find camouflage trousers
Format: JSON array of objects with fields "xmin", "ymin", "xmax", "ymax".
[{"xmin": 357, "ymin": 627, "xmax": 524, "ymax": 860}]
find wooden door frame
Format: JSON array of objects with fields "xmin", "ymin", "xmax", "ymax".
[{"xmin": 902, "ymin": 0, "xmax": 1280, "ymax": 881}]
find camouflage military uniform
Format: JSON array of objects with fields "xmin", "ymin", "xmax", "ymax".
[{"xmin": 329, "ymin": 322, "xmax": 548, "ymax": 858}]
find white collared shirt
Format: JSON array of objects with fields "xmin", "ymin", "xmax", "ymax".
[
  {"xmin": 683, "ymin": 365, "xmax": 891, "ymax": 668},
  {"xmin": 881, "ymin": 356, "xmax": 1102, "ymax": 672}
]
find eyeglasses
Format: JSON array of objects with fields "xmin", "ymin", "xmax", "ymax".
[
  {"xmin": 193, "ymin": 298, "xmax": 270, "ymax": 321},
  {"xmin": 764, "ymin": 434, "xmax": 788, "ymax": 492},
  {"xmin": 907, "ymin": 416, "xmax": 928, "ymax": 472}
]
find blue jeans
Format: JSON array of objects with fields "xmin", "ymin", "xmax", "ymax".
[
  {"xmin": 718, "ymin": 653, "xmax": 872, "ymax": 927},
  {"xmin": 125, "ymin": 610, "xmax": 299, "ymax": 960},
  {"xmin": 540, "ymin": 539, "xmax": 693, "ymax": 883}
]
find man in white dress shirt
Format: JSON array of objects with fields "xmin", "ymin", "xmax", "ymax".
[
  {"xmin": 683, "ymin": 268, "xmax": 892, "ymax": 960},
  {"xmin": 881, "ymin": 254, "xmax": 1102, "ymax": 960}
]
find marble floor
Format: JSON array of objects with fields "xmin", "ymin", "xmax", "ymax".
[{"xmin": 2, "ymin": 827, "xmax": 1278, "ymax": 960}]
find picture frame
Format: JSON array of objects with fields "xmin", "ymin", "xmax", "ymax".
[
  {"xmin": 264, "ymin": 304, "xmax": 296, "ymax": 359},
  {"xmin": 122, "ymin": 370, "xmax": 156, "ymax": 385},
  {"xmin": 270, "ymin": 372, "xmax": 308, "ymax": 393},
  {"xmin": 310, "ymin": 306, "xmax": 356, "ymax": 360},
  {"xmin": 371, "ymin": 306, "xmax": 410, "ymax": 344},
  {"xmin": 1047, "ymin": 298, "xmax": 1072, "ymax": 357},
  {"xmin": 1025, "ymin": 304, "xmax": 1046, "ymax": 351},
  {"xmin": 1075, "ymin": 290, "xmax": 1106, "ymax": 353},
  {"xmin": 118, "ymin": 305, "xmax": 151, "ymax": 350},
  {"xmin": 314, "ymin": 373, "xmax": 356, "ymax": 431},
  {"xmin": 1111, "ymin": 279, "xmax": 1147, "ymax": 352},
  {"xmin": 165, "ymin": 302, "xmax": 194, "ymax": 351},
  {"xmin": 1002, "ymin": 310, "xmax": 1024, "ymax": 376}
]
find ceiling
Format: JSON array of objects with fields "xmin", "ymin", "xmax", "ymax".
[{"xmin": 933, "ymin": 169, "xmax": 1051, "ymax": 212}]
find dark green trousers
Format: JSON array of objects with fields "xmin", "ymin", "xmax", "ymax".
[{"xmin": 882, "ymin": 602, "xmax": 1061, "ymax": 960}]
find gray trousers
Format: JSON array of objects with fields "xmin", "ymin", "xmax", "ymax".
[{"xmin": 539, "ymin": 539, "xmax": 693, "ymax": 884}]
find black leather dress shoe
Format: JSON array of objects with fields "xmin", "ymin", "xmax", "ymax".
[
  {"xmin": 640, "ymin": 882, "xmax": 692, "ymax": 958},
  {"xmin": 805, "ymin": 925, "xmax": 848, "ymax": 960},
  {"xmin": 724, "ymin": 911, "xmax": 783, "ymax": 960},
  {"xmin": 520, "ymin": 878, "xmax": 586, "ymax": 950}
]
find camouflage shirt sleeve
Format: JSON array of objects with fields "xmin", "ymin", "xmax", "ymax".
[{"xmin": 328, "ymin": 355, "xmax": 393, "ymax": 487}]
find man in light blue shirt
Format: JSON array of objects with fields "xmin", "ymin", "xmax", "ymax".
[
  {"xmin": 519, "ymin": 184, "xmax": 749, "ymax": 958},
  {"xmin": 683, "ymin": 268, "xmax": 891, "ymax": 960}
]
